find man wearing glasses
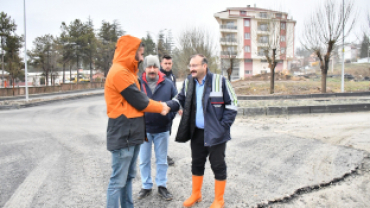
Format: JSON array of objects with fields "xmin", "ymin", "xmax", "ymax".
[{"xmin": 166, "ymin": 54, "xmax": 238, "ymax": 208}]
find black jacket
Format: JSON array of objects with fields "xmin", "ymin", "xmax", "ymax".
[
  {"xmin": 160, "ymin": 67, "xmax": 177, "ymax": 89},
  {"xmin": 166, "ymin": 71, "xmax": 238, "ymax": 146}
]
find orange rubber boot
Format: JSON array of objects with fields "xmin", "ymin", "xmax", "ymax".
[
  {"xmin": 210, "ymin": 180, "xmax": 226, "ymax": 208},
  {"xmin": 183, "ymin": 175, "xmax": 204, "ymax": 208}
]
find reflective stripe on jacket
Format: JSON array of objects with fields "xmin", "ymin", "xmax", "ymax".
[{"xmin": 167, "ymin": 71, "xmax": 238, "ymax": 146}]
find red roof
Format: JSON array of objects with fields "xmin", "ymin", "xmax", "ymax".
[{"xmin": 226, "ymin": 7, "xmax": 285, "ymax": 14}]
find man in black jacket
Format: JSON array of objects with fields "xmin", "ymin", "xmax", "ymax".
[
  {"xmin": 166, "ymin": 54, "xmax": 238, "ymax": 208},
  {"xmin": 160, "ymin": 55, "xmax": 176, "ymax": 88},
  {"xmin": 160, "ymin": 55, "xmax": 177, "ymax": 166}
]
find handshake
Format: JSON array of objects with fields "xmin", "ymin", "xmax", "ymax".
[{"xmin": 161, "ymin": 102, "xmax": 171, "ymax": 116}]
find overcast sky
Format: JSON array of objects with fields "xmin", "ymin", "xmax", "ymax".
[{"xmin": 1, "ymin": 0, "xmax": 369, "ymax": 52}]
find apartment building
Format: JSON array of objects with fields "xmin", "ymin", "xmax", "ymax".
[{"xmin": 214, "ymin": 5, "xmax": 296, "ymax": 80}]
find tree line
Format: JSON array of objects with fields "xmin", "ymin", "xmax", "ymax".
[
  {"xmin": 2, "ymin": 0, "xmax": 366, "ymax": 94},
  {"xmin": 0, "ymin": 12, "xmax": 220, "ymax": 87}
]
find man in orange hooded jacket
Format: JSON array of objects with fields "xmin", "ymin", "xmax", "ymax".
[{"xmin": 104, "ymin": 35, "xmax": 170, "ymax": 208}]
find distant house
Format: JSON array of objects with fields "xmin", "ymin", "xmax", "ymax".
[{"xmin": 337, "ymin": 43, "xmax": 360, "ymax": 63}]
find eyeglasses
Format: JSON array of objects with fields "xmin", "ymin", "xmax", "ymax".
[{"xmin": 187, "ymin": 64, "xmax": 202, "ymax": 69}]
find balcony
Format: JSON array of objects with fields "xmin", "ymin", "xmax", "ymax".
[
  {"xmin": 220, "ymin": 25, "xmax": 237, "ymax": 33},
  {"xmin": 257, "ymin": 39, "xmax": 269, "ymax": 47},
  {"xmin": 220, "ymin": 25, "xmax": 237, "ymax": 30},
  {"xmin": 220, "ymin": 38, "xmax": 238, "ymax": 45},
  {"xmin": 221, "ymin": 51, "xmax": 237, "ymax": 56}
]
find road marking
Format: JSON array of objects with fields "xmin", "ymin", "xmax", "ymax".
[{"xmin": 3, "ymin": 153, "xmax": 60, "ymax": 208}]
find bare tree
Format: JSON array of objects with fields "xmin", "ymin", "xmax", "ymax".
[
  {"xmin": 220, "ymin": 34, "xmax": 243, "ymax": 81},
  {"xmin": 172, "ymin": 27, "xmax": 218, "ymax": 78},
  {"xmin": 301, "ymin": 0, "xmax": 355, "ymax": 93},
  {"xmin": 252, "ymin": 11, "xmax": 294, "ymax": 94}
]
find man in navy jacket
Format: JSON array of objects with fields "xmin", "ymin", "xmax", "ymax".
[
  {"xmin": 160, "ymin": 55, "xmax": 177, "ymax": 166},
  {"xmin": 137, "ymin": 55, "xmax": 178, "ymax": 201},
  {"xmin": 166, "ymin": 54, "xmax": 238, "ymax": 208}
]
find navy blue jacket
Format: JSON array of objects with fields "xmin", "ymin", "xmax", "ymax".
[
  {"xmin": 166, "ymin": 71, "xmax": 238, "ymax": 146},
  {"xmin": 140, "ymin": 72, "xmax": 178, "ymax": 133}
]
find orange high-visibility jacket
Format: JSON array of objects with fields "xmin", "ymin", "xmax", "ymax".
[{"xmin": 104, "ymin": 35, "xmax": 163, "ymax": 150}]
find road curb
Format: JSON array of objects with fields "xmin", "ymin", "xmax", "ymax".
[
  {"xmin": 0, "ymin": 88, "xmax": 104, "ymax": 101},
  {"xmin": 0, "ymin": 92, "xmax": 103, "ymax": 110},
  {"xmin": 240, "ymin": 103, "xmax": 370, "ymax": 116},
  {"xmin": 1, "ymin": 91, "xmax": 369, "ymax": 116},
  {"xmin": 238, "ymin": 91, "xmax": 370, "ymax": 100}
]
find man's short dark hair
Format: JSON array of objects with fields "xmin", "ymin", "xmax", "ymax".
[
  {"xmin": 190, "ymin": 54, "xmax": 208, "ymax": 65},
  {"xmin": 161, "ymin": 55, "xmax": 172, "ymax": 61}
]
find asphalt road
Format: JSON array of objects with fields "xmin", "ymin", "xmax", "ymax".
[{"xmin": 0, "ymin": 95, "xmax": 369, "ymax": 208}]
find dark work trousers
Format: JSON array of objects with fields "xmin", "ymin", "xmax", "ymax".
[{"xmin": 191, "ymin": 128, "xmax": 227, "ymax": 180}]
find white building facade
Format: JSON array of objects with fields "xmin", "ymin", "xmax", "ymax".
[{"xmin": 214, "ymin": 6, "xmax": 296, "ymax": 80}]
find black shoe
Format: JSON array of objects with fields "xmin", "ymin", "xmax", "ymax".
[
  {"xmin": 167, "ymin": 155, "xmax": 175, "ymax": 166},
  {"xmin": 138, "ymin": 189, "xmax": 152, "ymax": 200},
  {"xmin": 158, "ymin": 186, "xmax": 173, "ymax": 201}
]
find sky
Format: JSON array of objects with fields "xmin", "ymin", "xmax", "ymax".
[{"xmin": 1, "ymin": 0, "xmax": 369, "ymax": 52}]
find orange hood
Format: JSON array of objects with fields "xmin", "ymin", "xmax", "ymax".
[{"xmin": 113, "ymin": 35, "xmax": 141, "ymax": 74}]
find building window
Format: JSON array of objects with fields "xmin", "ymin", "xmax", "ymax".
[
  {"xmin": 244, "ymin": 59, "xmax": 253, "ymax": 62},
  {"xmin": 244, "ymin": 45, "xmax": 251, "ymax": 53},
  {"xmin": 258, "ymin": 48, "xmax": 266, "ymax": 56},
  {"xmin": 240, "ymin": 11, "xmax": 246, "ymax": 15},
  {"xmin": 281, "ymin": 47, "xmax": 286, "ymax": 54},
  {"xmin": 260, "ymin": 12, "xmax": 268, "ymax": 18},
  {"xmin": 259, "ymin": 23, "xmax": 268, "ymax": 31},
  {"xmin": 281, "ymin": 22, "xmax": 286, "ymax": 30},
  {"xmin": 225, "ymin": 21, "xmax": 236, "ymax": 26},
  {"xmin": 281, "ymin": 35, "xmax": 286, "ymax": 42},
  {"xmin": 244, "ymin": 19, "xmax": 250, "ymax": 27},
  {"xmin": 245, "ymin": 70, "xmax": 252, "ymax": 74},
  {"xmin": 244, "ymin": 33, "xmax": 250, "ymax": 39},
  {"xmin": 261, "ymin": 59, "xmax": 268, "ymax": 63},
  {"xmin": 276, "ymin": 13, "xmax": 282, "ymax": 18},
  {"xmin": 227, "ymin": 46, "xmax": 235, "ymax": 51},
  {"xmin": 225, "ymin": 33, "xmax": 236, "ymax": 39},
  {"xmin": 259, "ymin": 36, "xmax": 269, "ymax": 43}
]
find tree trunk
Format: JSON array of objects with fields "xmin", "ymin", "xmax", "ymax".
[
  {"xmin": 270, "ymin": 68, "xmax": 275, "ymax": 94},
  {"xmin": 90, "ymin": 54, "xmax": 93, "ymax": 82},
  {"xmin": 321, "ymin": 72, "xmax": 327, "ymax": 93},
  {"xmin": 320, "ymin": 56, "xmax": 330, "ymax": 93},
  {"xmin": 63, "ymin": 63, "xmax": 65, "ymax": 84},
  {"xmin": 69, "ymin": 63, "xmax": 72, "ymax": 82},
  {"xmin": 45, "ymin": 72, "xmax": 49, "ymax": 86},
  {"xmin": 269, "ymin": 49, "xmax": 276, "ymax": 94},
  {"xmin": 12, "ymin": 77, "xmax": 15, "ymax": 96},
  {"xmin": 227, "ymin": 67, "xmax": 231, "ymax": 81}
]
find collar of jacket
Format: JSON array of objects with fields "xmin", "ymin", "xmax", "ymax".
[
  {"xmin": 191, "ymin": 69, "xmax": 212, "ymax": 84},
  {"xmin": 112, "ymin": 35, "xmax": 141, "ymax": 75},
  {"xmin": 160, "ymin": 67, "xmax": 173, "ymax": 77},
  {"xmin": 141, "ymin": 71, "xmax": 166, "ymax": 85}
]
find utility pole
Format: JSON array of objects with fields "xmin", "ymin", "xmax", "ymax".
[
  {"xmin": 1, "ymin": 36, "xmax": 5, "ymax": 87},
  {"xmin": 368, "ymin": 36, "xmax": 370, "ymax": 63},
  {"xmin": 24, "ymin": 0, "xmax": 29, "ymax": 100},
  {"xmin": 341, "ymin": 0, "xmax": 345, "ymax": 92}
]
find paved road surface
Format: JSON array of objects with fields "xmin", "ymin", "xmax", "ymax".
[{"xmin": 0, "ymin": 95, "xmax": 369, "ymax": 208}]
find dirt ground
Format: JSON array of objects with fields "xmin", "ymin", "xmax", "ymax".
[
  {"xmin": 232, "ymin": 74, "xmax": 370, "ymax": 95},
  {"xmin": 231, "ymin": 63, "xmax": 370, "ymax": 96},
  {"xmin": 236, "ymin": 112, "xmax": 370, "ymax": 208}
]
